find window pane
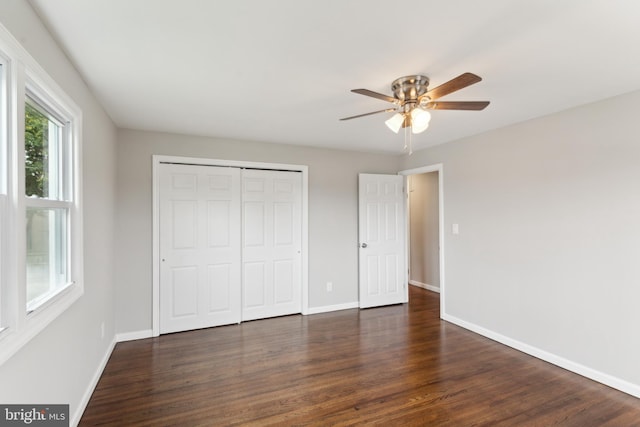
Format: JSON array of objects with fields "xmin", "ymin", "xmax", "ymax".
[
  {"xmin": 1, "ymin": 62, "xmax": 5, "ymax": 195},
  {"xmin": 0, "ymin": 62, "xmax": 5, "ymax": 327},
  {"xmin": 25, "ymin": 102, "xmax": 63, "ymax": 200},
  {"xmin": 26, "ymin": 207, "xmax": 69, "ymax": 308}
]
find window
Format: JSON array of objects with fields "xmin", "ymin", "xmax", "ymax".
[
  {"xmin": 0, "ymin": 23, "xmax": 83, "ymax": 365},
  {"xmin": 24, "ymin": 96, "xmax": 73, "ymax": 312},
  {"xmin": 0, "ymin": 58, "xmax": 6, "ymax": 332}
]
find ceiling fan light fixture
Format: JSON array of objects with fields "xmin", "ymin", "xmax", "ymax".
[
  {"xmin": 341, "ymin": 72, "xmax": 488, "ymax": 152},
  {"xmin": 385, "ymin": 112, "xmax": 404, "ymax": 133},
  {"xmin": 410, "ymin": 108, "xmax": 431, "ymax": 134}
]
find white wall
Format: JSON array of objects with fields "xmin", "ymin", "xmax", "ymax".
[
  {"xmin": 0, "ymin": 1, "xmax": 118, "ymax": 424},
  {"xmin": 115, "ymin": 129, "xmax": 402, "ymax": 335},
  {"xmin": 402, "ymin": 89, "xmax": 640, "ymax": 394},
  {"xmin": 409, "ymin": 172, "xmax": 439, "ymax": 289}
]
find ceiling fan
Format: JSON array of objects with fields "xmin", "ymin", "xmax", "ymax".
[{"xmin": 340, "ymin": 73, "xmax": 489, "ymax": 140}]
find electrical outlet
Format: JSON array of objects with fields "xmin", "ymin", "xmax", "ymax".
[{"xmin": 326, "ymin": 282, "xmax": 333, "ymax": 292}]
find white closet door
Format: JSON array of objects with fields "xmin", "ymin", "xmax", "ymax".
[
  {"xmin": 241, "ymin": 169, "xmax": 302, "ymax": 321},
  {"xmin": 159, "ymin": 163, "xmax": 241, "ymax": 334}
]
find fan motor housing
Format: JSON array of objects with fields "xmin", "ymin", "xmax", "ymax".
[{"xmin": 391, "ymin": 75, "xmax": 430, "ymax": 102}]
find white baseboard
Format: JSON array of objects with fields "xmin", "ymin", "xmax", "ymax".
[
  {"xmin": 442, "ymin": 313, "xmax": 640, "ymax": 399},
  {"xmin": 306, "ymin": 301, "xmax": 359, "ymax": 315},
  {"xmin": 116, "ymin": 329, "xmax": 153, "ymax": 342},
  {"xmin": 71, "ymin": 337, "xmax": 116, "ymax": 427},
  {"xmin": 409, "ymin": 280, "xmax": 440, "ymax": 293},
  {"xmin": 73, "ymin": 329, "xmax": 154, "ymax": 424}
]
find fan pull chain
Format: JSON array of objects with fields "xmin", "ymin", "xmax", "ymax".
[
  {"xmin": 403, "ymin": 122, "xmax": 408, "ymax": 152},
  {"xmin": 402, "ymin": 119, "xmax": 413, "ymax": 155}
]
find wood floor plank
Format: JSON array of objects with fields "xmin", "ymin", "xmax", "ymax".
[{"xmin": 80, "ymin": 287, "xmax": 640, "ymax": 426}]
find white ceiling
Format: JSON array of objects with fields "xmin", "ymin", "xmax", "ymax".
[{"xmin": 28, "ymin": 0, "xmax": 640, "ymax": 154}]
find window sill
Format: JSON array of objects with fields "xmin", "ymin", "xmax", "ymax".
[
  {"xmin": 26, "ymin": 281, "xmax": 74, "ymax": 314},
  {"xmin": 0, "ymin": 282, "xmax": 83, "ymax": 366}
]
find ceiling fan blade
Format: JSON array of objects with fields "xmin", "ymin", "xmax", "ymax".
[
  {"xmin": 425, "ymin": 101, "xmax": 490, "ymax": 111},
  {"xmin": 424, "ymin": 73, "xmax": 482, "ymax": 101},
  {"xmin": 340, "ymin": 108, "xmax": 396, "ymax": 121},
  {"xmin": 351, "ymin": 89, "xmax": 398, "ymax": 104}
]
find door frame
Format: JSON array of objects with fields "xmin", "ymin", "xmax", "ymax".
[
  {"xmin": 151, "ymin": 155, "xmax": 309, "ymax": 337},
  {"xmin": 398, "ymin": 163, "xmax": 445, "ymax": 318}
]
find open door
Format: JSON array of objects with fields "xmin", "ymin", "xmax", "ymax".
[{"xmin": 358, "ymin": 173, "xmax": 407, "ymax": 308}]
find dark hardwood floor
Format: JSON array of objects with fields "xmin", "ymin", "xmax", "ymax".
[{"xmin": 81, "ymin": 287, "xmax": 640, "ymax": 426}]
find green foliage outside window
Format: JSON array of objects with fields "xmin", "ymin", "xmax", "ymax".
[{"xmin": 25, "ymin": 103, "xmax": 48, "ymax": 198}]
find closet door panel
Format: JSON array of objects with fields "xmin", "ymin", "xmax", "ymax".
[
  {"xmin": 241, "ymin": 169, "xmax": 302, "ymax": 321},
  {"xmin": 159, "ymin": 164, "xmax": 241, "ymax": 334}
]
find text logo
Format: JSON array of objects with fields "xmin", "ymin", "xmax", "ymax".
[{"xmin": 0, "ymin": 405, "xmax": 68, "ymax": 426}]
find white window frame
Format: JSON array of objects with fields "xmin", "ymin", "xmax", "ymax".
[
  {"xmin": 24, "ymin": 84, "xmax": 75, "ymax": 313},
  {"xmin": 0, "ymin": 23, "xmax": 83, "ymax": 366},
  {"xmin": 0, "ymin": 50, "xmax": 8, "ymax": 335}
]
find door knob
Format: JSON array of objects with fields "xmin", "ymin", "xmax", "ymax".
[{"xmin": 361, "ymin": 243, "xmax": 368, "ymax": 248}]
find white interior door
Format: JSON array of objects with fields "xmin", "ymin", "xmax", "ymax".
[
  {"xmin": 159, "ymin": 163, "xmax": 241, "ymax": 334},
  {"xmin": 358, "ymin": 173, "xmax": 407, "ymax": 308},
  {"xmin": 241, "ymin": 169, "xmax": 302, "ymax": 321}
]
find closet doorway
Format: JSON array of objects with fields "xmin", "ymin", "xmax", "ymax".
[{"xmin": 152, "ymin": 156, "xmax": 309, "ymax": 336}]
